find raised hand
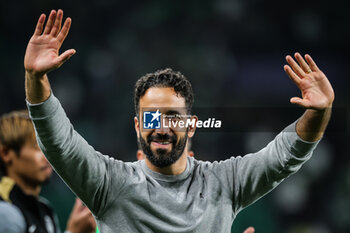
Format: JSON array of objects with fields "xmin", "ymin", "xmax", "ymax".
[
  {"xmin": 24, "ymin": 9, "xmax": 75, "ymax": 78},
  {"xmin": 284, "ymin": 53, "xmax": 334, "ymax": 110}
]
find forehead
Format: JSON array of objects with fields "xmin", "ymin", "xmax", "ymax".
[{"xmin": 140, "ymin": 87, "xmax": 186, "ymax": 109}]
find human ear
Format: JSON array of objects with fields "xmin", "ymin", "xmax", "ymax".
[
  {"xmin": 188, "ymin": 115, "xmax": 198, "ymax": 138},
  {"xmin": 134, "ymin": 116, "xmax": 140, "ymax": 138},
  {"xmin": 0, "ymin": 146, "xmax": 15, "ymax": 165}
]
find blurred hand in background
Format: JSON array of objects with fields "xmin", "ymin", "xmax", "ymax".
[
  {"xmin": 243, "ymin": 227, "xmax": 255, "ymax": 233},
  {"xmin": 66, "ymin": 199, "xmax": 96, "ymax": 233}
]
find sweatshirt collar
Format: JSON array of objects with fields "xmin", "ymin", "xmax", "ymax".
[{"xmin": 141, "ymin": 157, "xmax": 193, "ymax": 182}]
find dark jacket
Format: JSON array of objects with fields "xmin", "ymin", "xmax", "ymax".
[{"xmin": 0, "ymin": 177, "xmax": 60, "ymax": 233}]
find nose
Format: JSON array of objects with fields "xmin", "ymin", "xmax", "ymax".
[
  {"xmin": 39, "ymin": 151, "xmax": 49, "ymax": 163},
  {"xmin": 154, "ymin": 120, "xmax": 170, "ymax": 134}
]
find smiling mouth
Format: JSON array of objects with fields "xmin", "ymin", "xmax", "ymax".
[
  {"xmin": 154, "ymin": 141, "xmax": 171, "ymax": 145},
  {"xmin": 151, "ymin": 141, "xmax": 172, "ymax": 148}
]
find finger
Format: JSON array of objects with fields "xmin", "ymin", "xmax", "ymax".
[
  {"xmin": 284, "ymin": 65, "xmax": 301, "ymax": 86},
  {"xmin": 57, "ymin": 17, "xmax": 72, "ymax": 43},
  {"xmin": 294, "ymin": 52, "xmax": 312, "ymax": 74},
  {"xmin": 290, "ymin": 97, "xmax": 311, "ymax": 108},
  {"xmin": 72, "ymin": 198, "xmax": 82, "ymax": 213},
  {"xmin": 89, "ymin": 215, "xmax": 97, "ymax": 228},
  {"xmin": 305, "ymin": 54, "xmax": 320, "ymax": 72},
  {"xmin": 286, "ymin": 55, "xmax": 305, "ymax": 77},
  {"xmin": 50, "ymin": 9, "xmax": 63, "ymax": 37},
  {"xmin": 43, "ymin": 10, "xmax": 56, "ymax": 34},
  {"xmin": 88, "ymin": 215, "xmax": 97, "ymax": 229},
  {"xmin": 78, "ymin": 207, "xmax": 92, "ymax": 219},
  {"xmin": 33, "ymin": 14, "xmax": 46, "ymax": 36},
  {"xmin": 243, "ymin": 227, "xmax": 255, "ymax": 233},
  {"xmin": 54, "ymin": 49, "xmax": 76, "ymax": 68}
]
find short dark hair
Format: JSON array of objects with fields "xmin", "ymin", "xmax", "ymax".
[
  {"xmin": 134, "ymin": 68, "xmax": 194, "ymax": 118},
  {"xmin": 0, "ymin": 110, "xmax": 36, "ymax": 176}
]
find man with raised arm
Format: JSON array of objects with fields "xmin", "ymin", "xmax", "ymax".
[{"xmin": 24, "ymin": 9, "xmax": 334, "ymax": 233}]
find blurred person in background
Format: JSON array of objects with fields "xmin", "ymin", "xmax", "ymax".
[
  {"xmin": 0, "ymin": 110, "xmax": 96, "ymax": 233},
  {"xmin": 23, "ymin": 9, "xmax": 333, "ymax": 233},
  {"xmin": 0, "ymin": 201, "xmax": 26, "ymax": 233}
]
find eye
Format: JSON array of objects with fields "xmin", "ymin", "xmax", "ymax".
[
  {"xmin": 171, "ymin": 116, "xmax": 181, "ymax": 122},
  {"xmin": 165, "ymin": 116, "xmax": 180, "ymax": 122}
]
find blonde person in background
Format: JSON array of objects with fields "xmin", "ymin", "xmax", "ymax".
[{"xmin": 0, "ymin": 110, "xmax": 96, "ymax": 233}]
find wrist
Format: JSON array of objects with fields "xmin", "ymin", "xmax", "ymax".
[
  {"xmin": 25, "ymin": 70, "xmax": 46, "ymax": 80},
  {"xmin": 310, "ymin": 104, "xmax": 332, "ymax": 116},
  {"xmin": 25, "ymin": 72, "xmax": 51, "ymax": 104}
]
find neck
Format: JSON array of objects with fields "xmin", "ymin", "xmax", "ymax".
[
  {"xmin": 7, "ymin": 172, "xmax": 41, "ymax": 197},
  {"xmin": 145, "ymin": 152, "xmax": 188, "ymax": 175}
]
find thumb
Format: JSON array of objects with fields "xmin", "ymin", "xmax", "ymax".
[
  {"xmin": 72, "ymin": 198, "xmax": 83, "ymax": 213},
  {"xmin": 55, "ymin": 49, "xmax": 76, "ymax": 66},
  {"xmin": 290, "ymin": 97, "xmax": 311, "ymax": 108}
]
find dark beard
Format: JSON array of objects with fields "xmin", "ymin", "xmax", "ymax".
[{"xmin": 139, "ymin": 130, "xmax": 188, "ymax": 168}]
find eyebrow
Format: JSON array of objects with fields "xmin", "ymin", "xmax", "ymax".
[{"xmin": 164, "ymin": 110, "xmax": 182, "ymax": 115}]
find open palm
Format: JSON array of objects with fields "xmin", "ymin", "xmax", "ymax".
[
  {"xmin": 24, "ymin": 10, "xmax": 75, "ymax": 77},
  {"xmin": 284, "ymin": 53, "xmax": 334, "ymax": 110}
]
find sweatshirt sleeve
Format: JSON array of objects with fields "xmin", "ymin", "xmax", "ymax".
[
  {"xmin": 210, "ymin": 120, "xmax": 320, "ymax": 213},
  {"xmin": 27, "ymin": 93, "xmax": 131, "ymax": 217},
  {"xmin": 0, "ymin": 201, "xmax": 26, "ymax": 233}
]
